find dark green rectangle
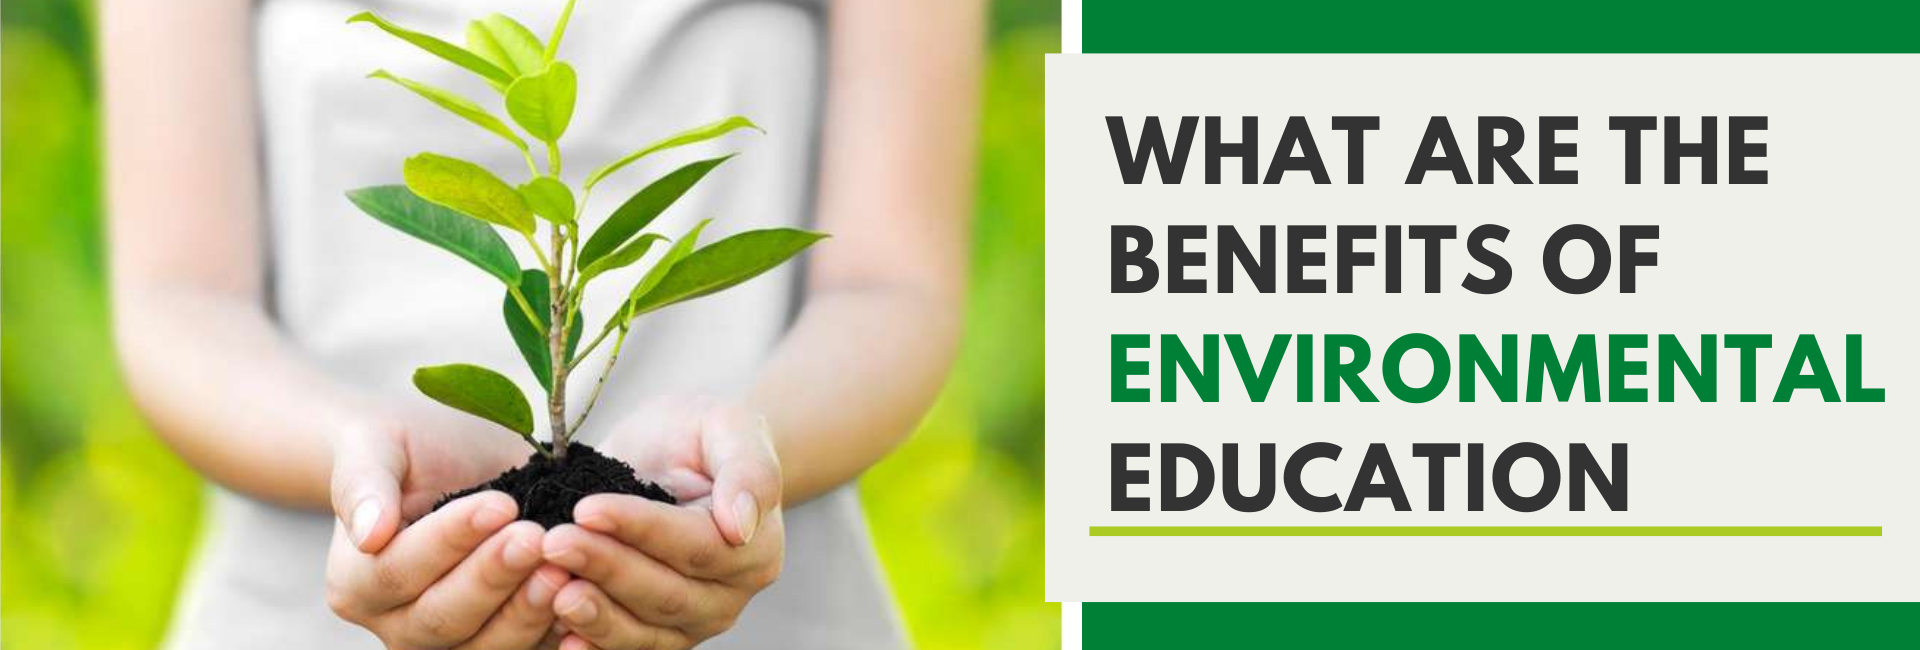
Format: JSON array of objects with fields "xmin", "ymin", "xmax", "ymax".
[
  {"xmin": 1085, "ymin": 1, "xmax": 1920, "ymax": 53},
  {"xmin": 1085, "ymin": 602, "xmax": 1919, "ymax": 647}
]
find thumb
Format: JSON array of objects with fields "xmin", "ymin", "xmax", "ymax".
[
  {"xmin": 702, "ymin": 406, "xmax": 782, "ymax": 547},
  {"xmin": 330, "ymin": 423, "xmax": 407, "ymax": 553}
]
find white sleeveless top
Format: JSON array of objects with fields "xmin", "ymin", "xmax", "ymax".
[{"xmin": 163, "ymin": 1, "xmax": 906, "ymax": 647}]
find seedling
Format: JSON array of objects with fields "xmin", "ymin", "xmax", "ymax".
[{"xmin": 345, "ymin": 0, "xmax": 823, "ymax": 470}]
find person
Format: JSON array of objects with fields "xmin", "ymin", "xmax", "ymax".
[{"xmin": 102, "ymin": 0, "xmax": 980, "ymax": 648}]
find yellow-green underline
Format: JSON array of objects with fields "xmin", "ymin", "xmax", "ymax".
[{"xmin": 1090, "ymin": 526, "xmax": 1882, "ymax": 537}]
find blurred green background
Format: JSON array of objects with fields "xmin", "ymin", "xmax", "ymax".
[{"xmin": 0, "ymin": 1, "xmax": 1053, "ymax": 648}]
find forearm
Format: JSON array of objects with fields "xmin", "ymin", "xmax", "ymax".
[
  {"xmin": 742, "ymin": 0, "xmax": 981, "ymax": 504},
  {"xmin": 748, "ymin": 287, "xmax": 962, "ymax": 504},
  {"xmin": 102, "ymin": 0, "xmax": 362, "ymax": 509},
  {"xmin": 114, "ymin": 290, "xmax": 374, "ymax": 510}
]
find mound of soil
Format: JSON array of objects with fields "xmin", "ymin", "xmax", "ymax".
[{"xmin": 434, "ymin": 442, "xmax": 675, "ymax": 528}]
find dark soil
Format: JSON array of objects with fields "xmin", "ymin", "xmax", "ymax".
[{"xmin": 434, "ymin": 442, "xmax": 675, "ymax": 528}]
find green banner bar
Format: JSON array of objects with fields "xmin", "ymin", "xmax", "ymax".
[
  {"xmin": 1091, "ymin": 526, "xmax": 1882, "ymax": 536},
  {"xmin": 1084, "ymin": 603, "xmax": 1919, "ymax": 648},
  {"xmin": 1084, "ymin": 0, "xmax": 1920, "ymax": 53}
]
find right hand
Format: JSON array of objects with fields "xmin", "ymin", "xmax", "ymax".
[
  {"xmin": 328, "ymin": 409, "xmax": 533, "ymax": 551},
  {"xmin": 325, "ymin": 412, "xmax": 562, "ymax": 649}
]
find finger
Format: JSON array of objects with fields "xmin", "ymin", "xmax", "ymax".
[
  {"xmin": 452, "ymin": 564, "xmax": 569, "ymax": 650},
  {"xmin": 572, "ymin": 494, "xmax": 768, "ymax": 581},
  {"xmin": 554, "ymin": 580, "xmax": 689, "ymax": 650},
  {"xmin": 397, "ymin": 520, "xmax": 545, "ymax": 647},
  {"xmin": 342, "ymin": 491, "xmax": 518, "ymax": 611},
  {"xmin": 700, "ymin": 406, "xmax": 781, "ymax": 547},
  {"xmin": 542, "ymin": 525, "xmax": 738, "ymax": 631},
  {"xmin": 331, "ymin": 424, "xmax": 408, "ymax": 552}
]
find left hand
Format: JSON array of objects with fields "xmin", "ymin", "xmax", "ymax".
[{"xmin": 541, "ymin": 396, "xmax": 786, "ymax": 650}]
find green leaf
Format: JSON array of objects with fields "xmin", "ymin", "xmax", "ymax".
[
  {"xmin": 403, "ymin": 153, "xmax": 535, "ymax": 234},
  {"xmin": 517, "ymin": 176, "xmax": 575, "ymax": 225},
  {"xmin": 630, "ymin": 228, "xmax": 827, "ymax": 316},
  {"xmin": 505, "ymin": 62, "xmax": 577, "ymax": 143},
  {"xmin": 367, "ymin": 70, "xmax": 528, "ymax": 155},
  {"xmin": 503, "ymin": 270, "xmax": 585, "ymax": 392},
  {"xmin": 579, "ymin": 233, "xmax": 666, "ymax": 287},
  {"xmin": 345, "ymin": 185, "xmax": 519, "ymax": 284},
  {"xmin": 347, "ymin": 12, "xmax": 512, "ymax": 90},
  {"xmin": 584, "ymin": 116, "xmax": 762, "ymax": 192},
  {"xmin": 599, "ymin": 220, "xmax": 707, "ymax": 333},
  {"xmin": 577, "ymin": 155, "xmax": 730, "ymax": 270},
  {"xmin": 615, "ymin": 219, "xmax": 711, "ymax": 327},
  {"xmin": 465, "ymin": 14, "xmax": 544, "ymax": 78},
  {"xmin": 412, "ymin": 363, "xmax": 534, "ymax": 436}
]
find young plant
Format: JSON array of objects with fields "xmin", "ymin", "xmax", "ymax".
[{"xmin": 345, "ymin": 0, "xmax": 823, "ymax": 463}]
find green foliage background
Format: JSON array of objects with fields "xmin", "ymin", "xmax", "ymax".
[{"xmin": 0, "ymin": 1, "xmax": 1054, "ymax": 648}]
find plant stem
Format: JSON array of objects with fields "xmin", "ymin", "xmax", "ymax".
[
  {"xmin": 547, "ymin": 223, "xmax": 570, "ymax": 460},
  {"xmin": 569, "ymin": 326, "xmax": 626, "ymax": 435},
  {"xmin": 521, "ymin": 149, "xmax": 540, "ymax": 177},
  {"xmin": 541, "ymin": 132, "xmax": 570, "ymax": 459},
  {"xmin": 569, "ymin": 313, "xmax": 621, "ymax": 370},
  {"xmin": 526, "ymin": 433, "xmax": 554, "ymax": 460}
]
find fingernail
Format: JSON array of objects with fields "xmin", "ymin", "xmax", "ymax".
[
  {"xmin": 733, "ymin": 493, "xmax": 760, "ymax": 545},
  {"xmin": 350, "ymin": 499, "xmax": 380, "ymax": 546},
  {"xmin": 473, "ymin": 503, "xmax": 514, "ymax": 533},
  {"xmin": 562, "ymin": 592, "xmax": 598, "ymax": 623},
  {"xmin": 503, "ymin": 531, "xmax": 540, "ymax": 570}
]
